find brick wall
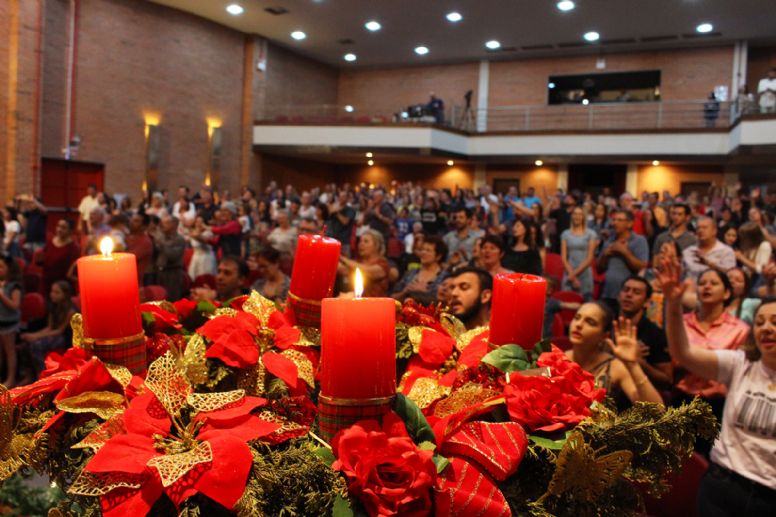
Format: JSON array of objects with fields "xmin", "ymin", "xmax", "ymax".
[
  {"xmin": 264, "ymin": 43, "xmax": 339, "ymax": 113},
  {"xmin": 69, "ymin": 0, "xmax": 245, "ymax": 198},
  {"xmin": 41, "ymin": 0, "xmax": 69, "ymax": 158},
  {"xmin": 0, "ymin": 0, "xmax": 11, "ymax": 202},
  {"xmin": 338, "ymin": 62, "xmax": 480, "ymax": 121}
]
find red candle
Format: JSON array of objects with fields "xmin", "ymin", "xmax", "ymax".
[
  {"xmin": 289, "ymin": 234, "xmax": 341, "ymax": 300},
  {"xmin": 489, "ymin": 273, "xmax": 547, "ymax": 350},
  {"xmin": 77, "ymin": 238, "xmax": 142, "ymax": 340},
  {"xmin": 320, "ymin": 270, "xmax": 396, "ymax": 399}
]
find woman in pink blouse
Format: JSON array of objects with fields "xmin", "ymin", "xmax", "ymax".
[{"xmin": 674, "ymin": 269, "xmax": 749, "ymax": 430}]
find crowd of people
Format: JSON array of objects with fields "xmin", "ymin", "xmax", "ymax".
[{"xmin": 1, "ymin": 175, "xmax": 775, "ymax": 512}]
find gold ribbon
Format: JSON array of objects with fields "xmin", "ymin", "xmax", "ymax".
[
  {"xmin": 318, "ymin": 393, "xmax": 395, "ymax": 407},
  {"xmin": 287, "ymin": 291, "xmax": 322, "ymax": 306},
  {"xmin": 83, "ymin": 332, "xmax": 145, "ymax": 347}
]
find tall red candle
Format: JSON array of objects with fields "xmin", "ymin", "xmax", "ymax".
[
  {"xmin": 77, "ymin": 239, "xmax": 142, "ymax": 340},
  {"xmin": 289, "ymin": 234, "xmax": 341, "ymax": 300},
  {"xmin": 489, "ymin": 273, "xmax": 547, "ymax": 350},
  {"xmin": 320, "ymin": 270, "xmax": 396, "ymax": 399}
]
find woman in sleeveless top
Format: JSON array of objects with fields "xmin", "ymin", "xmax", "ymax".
[{"xmin": 565, "ymin": 301, "xmax": 663, "ymax": 410}]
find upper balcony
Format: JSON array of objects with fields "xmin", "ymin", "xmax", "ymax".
[{"xmin": 253, "ymin": 100, "xmax": 776, "ymax": 160}]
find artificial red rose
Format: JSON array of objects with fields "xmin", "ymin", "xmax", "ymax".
[
  {"xmin": 173, "ymin": 299, "xmax": 198, "ymax": 320},
  {"xmin": 332, "ymin": 413, "xmax": 437, "ymax": 517},
  {"xmin": 504, "ymin": 350, "xmax": 605, "ymax": 433}
]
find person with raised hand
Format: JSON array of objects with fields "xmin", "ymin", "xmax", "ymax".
[{"xmin": 657, "ymin": 257, "xmax": 776, "ymax": 515}]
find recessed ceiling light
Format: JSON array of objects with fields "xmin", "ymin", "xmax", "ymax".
[
  {"xmin": 696, "ymin": 22, "xmax": 713, "ymax": 33},
  {"xmin": 365, "ymin": 20, "xmax": 381, "ymax": 32},
  {"xmin": 583, "ymin": 31, "xmax": 600, "ymax": 42},
  {"xmin": 485, "ymin": 40, "xmax": 501, "ymax": 50},
  {"xmin": 652, "ymin": 160, "xmax": 660, "ymax": 166},
  {"xmin": 290, "ymin": 31, "xmax": 306, "ymax": 40},
  {"xmin": 556, "ymin": 1, "xmax": 575, "ymax": 11},
  {"xmin": 582, "ymin": 98, "xmax": 590, "ymax": 105},
  {"xmin": 535, "ymin": 160, "xmax": 543, "ymax": 166},
  {"xmin": 226, "ymin": 3, "xmax": 244, "ymax": 15},
  {"xmin": 414, "ymin": 46, "xmax": 429, "ymax": 55},
  {"xmin": 446, "ymin": 12, "xmax": 463, "ymax": 23},
  {"xmin": 447, "ymin": 160, "xmax": 455, "ymax": 166},
  {"xmin": 365, "ymin": 152, "xmax": 373, "ymax": 158},
  {"xmin": 344, "ymin": 53, "xmax": 357, "ymax": 62},
  {"xmin": 367, "ymin": 159, "xmax": 374, "ymax": 166},
  {"xmin": 548, "ymin": 82, "xmax": 556, "ymax": 89},
  {"xmin": 344, "ymin": 105, "xmax": 354, "ymax": 112}
]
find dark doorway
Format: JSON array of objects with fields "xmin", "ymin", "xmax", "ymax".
[{"xmin": 567, "ymin": 164, "xmax": 627, "ymax": 197}]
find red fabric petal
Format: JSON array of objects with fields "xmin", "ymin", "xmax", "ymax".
[
  {"xmin": 198, "ymin": 312, "xmax": 260, "ymax": 368},
  {"xmin": 273, "ymin": 325, "xmax": 301, "ymax": 349},
  {"xmin": 41, "ymin": 347, "xmax": 91, "ymax": 378},
  {"xmin": 10, "ymin": 371, "xmax": 73, "ymax": 405},
  {"xmin": 268, "ymin": 310, "xmax": 292, "ymax": 330},
  {"xmin": 418, "ymin": 329, "xmax": 455, "ymax": 366},
  {"xmin": 262, "ymin": 352, "xmax": 298, "ymax": 389},
  {"xmin": 122, "ymin": 391, "xmax": 172, "ymax": 436},
  {"xmin": 440, "ymin": 421, "xmax": 527, "ymax": 481},
  {"xmin": 100, "ymin": 476, "xmax": 163, "ymax": 517},
  {"xmin": 87, "ymin": 434, "xmax": 158, "ymax": 475},
  {"xmin": 54, "ymin": 359, "xmax": 124, "ymax": 402},
  {"xmin": 173, "ymin": 299, "xmax": 198, "ymax": 320},
  {"xmin": 140, "ymin": 303, "xmax": 182, "ymax": 332},
  {"xmin": 197, "ymin": 396, "xmax": 267, "ymax": 424},
  {"xmin": 457, "ymin": 331, "xmax": 490, "ymax": 368},
  {"xmin": 190, "ymin": 434, "xmax": 253, "ymax": 510},
  {"xmin": 199, "ymin": 414, "xmax": 280, "ymax": 443}
]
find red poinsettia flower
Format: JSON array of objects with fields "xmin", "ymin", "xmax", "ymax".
[
  {"xmin": 197, "ymin": 311, "xmax": 261, "ymax": 368},
  {"xmin": 42, "ymin": 346, "xmax": 91, "ymax": 378},
  {"xmin": 85, "ymin": 390, "xmax": 280, "ymax": 516},
  {"xmin": 332, "ymin": 413, "xmax": 437, "ymax": 517},
  {"xmin": 172, "ymin": 299, "xmax": 198, "ymax": 320}
]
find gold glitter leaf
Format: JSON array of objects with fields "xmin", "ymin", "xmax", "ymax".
[
  {"xmin": 55, "ymin": 391, "xmax": 126, "ymax": 420},
  {"xmin": 455, "ymin": 326, "xmax": 488, "ymax": 353},
  {"xmin": 406, "ymin": 377, "xmax": 451, "ymax": 409},
  {"xmin": 0, "ymin": 386, "xmax": 29, "ymax": 480},
  {"xmin": 182, "ymin": 334, "xmax": 208, "ymax": 385},
  {"xmin": 295, "ymin": 326, "xmax": 320, "ymax": 347},
  {"xmin": 242, "ymin": 290, "xmax": 277, "ymax": 327},
  {"xmin": 105, "ymin": 364, "xmax": 133, "ymax": 388},
  {"xmin": 72, "ymin": 414, "xmax": 126, "ymax": 452},
  {"xmin": 407, "ymin": 326, "xmax": 430, "ymax": 354},
  {"xmin": 212, "ymin": 307, "xmax": 239, "ymax": 319},
  {"xmin": 440, "ymin": 313, "xmax": 467, "ymax": 340},
  {"xmin": 145, "ymin": 352, "xmax": 192, "ymax": 416},
  {"xmin": 71, "ymin": 313, "xmax": 85, "ymax": 349},
  {"xmin": 147, "ymin": 440, "xmax": 212, "ymax": 487},
  {"xmin": 433, "ymin": 382, "xmax": 500, "ymax": 418},
  {"xmin": 68, "ymin": 469, "xmax": 145, "ymax": 496},
  {"xmin": 280, "ymin": 349, "xmax": 315, "ymax": 387},
  {"xmin": 542, "ymin": 432, "xmax": 633, "ymax": 504},
  {"xmin": 187, "ymin": 390, "xmax": 245, "ymax": 413}
]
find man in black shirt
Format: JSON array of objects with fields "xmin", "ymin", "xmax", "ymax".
[{"xmin": 617, "ymin": 275, "xmax": 672, "ymax": 389}]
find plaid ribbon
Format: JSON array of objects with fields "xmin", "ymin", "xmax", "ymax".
[
  {"xmin": 84, "ymin": 332, "xmax": 147, "ymax": 375},
  {"xmin": 287, "ymin": 291, "xmax": 322, "ymax": 329},
  {"xmin": 317, "ymin": 394, "xmax": 394, "ymax": 442}
]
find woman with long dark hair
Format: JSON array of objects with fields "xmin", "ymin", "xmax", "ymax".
[
  {"xmin": 503, "ymin": 218, "xmax": 542, "ymax": 275},
  {"xmin": 0, "ymin": 256, "xmax": 22, "ymax": 387},
  {"xmin": 21, "ymin": 280, "xmax": 76, "ymax": 377}
]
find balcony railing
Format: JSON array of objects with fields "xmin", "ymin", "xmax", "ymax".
[{"xmin": 258, "ymin": 100, "xmax": 736, "ymax": 133}]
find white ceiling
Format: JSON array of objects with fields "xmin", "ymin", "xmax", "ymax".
[{"xmin": 150, "ymin": 0, "xmax": 776, "ymax": 68}]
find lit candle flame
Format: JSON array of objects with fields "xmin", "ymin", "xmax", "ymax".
[
  {"xmin": 354, "ymin": 268, "xmax": 364, "ymax": 299},
  {"xmin": 99, "ymin": 236, "xmax": 114, "ymax": 257}
]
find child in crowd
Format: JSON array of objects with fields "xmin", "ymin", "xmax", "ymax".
[{"xmin": 20, "ymin": 280, "xmax": 76, "ymax": 376}]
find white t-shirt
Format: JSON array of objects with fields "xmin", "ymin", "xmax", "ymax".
[
  {"xmin": 710, "ymin": 350, "xmax": 776, "ymax": 489},
  {"xmin": 758, "ymin": 77, "xmax": 776, "ymax": 107},
  {"xmin": 78, "ymin": 195, "xmax": 99, "ymax": 222},
  {"xmin": 3, "ymin": 220, "xmax": 21, "ymax": 248}
]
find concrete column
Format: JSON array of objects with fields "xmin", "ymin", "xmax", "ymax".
[
  {"xmin": 556, "ymin": 164, "xmax": 568, "ymax": 192},
  {"xmin": 476, "ymin": 60, "xmax": 489, "ymax": 132},
  {"xmin": 626, "ymin": 163, "xmax": 639, "ymax": 195},
  {"xmin": 473, "ymin": 163, "xmax": 487, "ymax": 189}
]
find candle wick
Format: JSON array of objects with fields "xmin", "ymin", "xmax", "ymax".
[{"xmin": 320, "ymin": 224, "xmax": 327, "ymax": 236}]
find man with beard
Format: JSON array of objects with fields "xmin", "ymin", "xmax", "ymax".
[
  {"xmin": 443, "ymin": 206, "xmax": 481, "ymax": 260},
  {"xmin": 447, "ymin": 267, "xmax": 492, "ymax": 329},
  {"xmin": 618, "ymin": 276, "xmax": 672, "ymax": 389},
  {"xmin": 191, "ymin": 255, "xmax": 248, "ymax": 303}
]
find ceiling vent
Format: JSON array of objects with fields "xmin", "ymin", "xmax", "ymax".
[
  {"xmin": 640, "ymin": 35, "xmax": 679, "ymax": 42},
  {"xmin": 338, "ymin": 38, "xmax": 355, "ymax": 45},
  {"xmin": 682, "ymin": 32, "xmax": 722, "ymax": 39},
  {"xmin": 264, "ymin": 6, "xmax": 289, "ymax": 15},
  {"xmin": 557, "ymin": 41, "xmax": 587, "ymax": 48},
  {"xmin": 521, "ymin": 44, "xmax": 554, "ymax": 51},
  {"xmin": 600, "ymin": 38, "xmax": 637, "ymax": 45}
]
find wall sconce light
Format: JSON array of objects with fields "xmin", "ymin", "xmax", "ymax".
[
  {"xmin": 207, "ymin": 118, "xmax": 223, "ymax": 190},
  {"xmin": 144, "ymin": 114, "xmax": 161, "ymax": 195}
]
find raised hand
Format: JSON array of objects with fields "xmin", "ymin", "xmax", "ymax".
[
  {"xmin": 609, "ymin": 317, "xmax": 640, "ymax": 364},
  {"xmin": 654, "ymin": 257, "xmax": 686, "ymax": 302}
]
